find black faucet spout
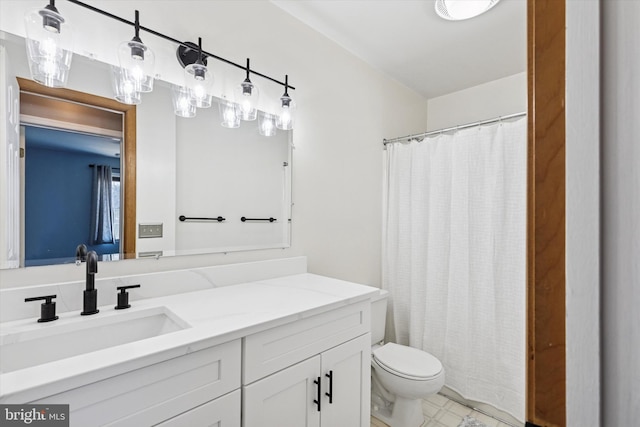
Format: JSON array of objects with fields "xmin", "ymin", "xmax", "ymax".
[
  {"xmin": 75, "ymin": 243, "xmax": 87, "ymax": 262},
  {"xmin": 86, "ymin": 250, "xmax": 98, "ymax": 291},
  {"xmin": 81, "ymin": 250, "xmax": 99, "ymax": 315}
]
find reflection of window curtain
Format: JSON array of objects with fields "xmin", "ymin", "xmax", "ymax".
[{"xmin": 90, "ymin": 165, "xmax": 115, "ymax": 244}]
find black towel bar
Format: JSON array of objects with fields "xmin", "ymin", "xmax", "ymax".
[
  {"xmin": 241, "ymin": 217, "xmax": 277, "ymax": 222},
  {"xmin": 179, "ymin": 216, "xmax": 225, "ymax": 222}
]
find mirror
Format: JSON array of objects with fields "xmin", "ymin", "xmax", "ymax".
[
  {"xmin": 0, "ymin": 32, "xmax": 293, "ymax": 269},
  {"xmin": 22, "ymin": 124, "xmax": 123, "ymax": 266}
]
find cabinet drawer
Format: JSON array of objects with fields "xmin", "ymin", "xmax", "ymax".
[
  {"xmin": 33, "ymin": 339, "xmax": 241, "ymax": 427},
  {"xmin": 243, "ymin": 301, "xmax": 369, "ymax": 384},
  {"xmin": 156, "ymin": 389, "xmax": 240, "ymax": 427}
]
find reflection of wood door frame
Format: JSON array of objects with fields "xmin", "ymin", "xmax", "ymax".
[
  {"xmin": 527, "ymin": 1, "xmax": 566, "ymax": 426},
  {"xmin": 17, "ymin": 77, "xmax": 136, "ymax": 258}
]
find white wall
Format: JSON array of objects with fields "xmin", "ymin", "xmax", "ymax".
[
  {"xmin": 426, "ymin": 72, "xmax": 526, "ymax": 131},
  {"xmin": 0, "ymin": 1, "xmax": 428, "ymax": 288},
  {"xmin": 566, "ymin": 1, "xmax": 601, "ymax": 425},
  {"xmin": 601, "ymin": 1, "xmax": 640, "ymax": 425}
]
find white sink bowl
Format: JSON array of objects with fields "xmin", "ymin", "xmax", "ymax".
[{"xmin": 0, "ymin": 307, "xmax": 189, "ymax": 373}]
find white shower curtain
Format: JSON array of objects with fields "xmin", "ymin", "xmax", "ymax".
[{"xmin": 382, "ymin": 117, "xmax": 526, "ymax": 421}]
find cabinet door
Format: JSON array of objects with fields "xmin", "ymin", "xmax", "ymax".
[
  {"xmin": 320, "ymin": 334, "xmax": 371, "ymax": 427},
  {"xmin": 156, "ymin": 389, "xmax": 240, "ymax": 427},
  {"xmin": 243, "ymin": 356, "xmax": 321, "ymax": 427}
]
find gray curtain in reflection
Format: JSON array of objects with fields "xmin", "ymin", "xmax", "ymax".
[{"xmin": 90, "ymin": 165, "xmax": 115, "ymax": 244}]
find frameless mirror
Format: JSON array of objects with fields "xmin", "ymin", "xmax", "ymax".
[{"xmin": 0, "ymin": 32, "xmax": 293, "ymax": 269}]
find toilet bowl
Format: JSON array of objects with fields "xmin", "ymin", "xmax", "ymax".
[{"xmin": 370, "ymin": 290, "xmax": 445, "ymax": 427}]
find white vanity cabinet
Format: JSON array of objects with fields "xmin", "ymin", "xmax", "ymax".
[
  {"xmin": 242, "ymin": 301, "xmax": 371, "ymax": 427},
  {"xmin": 1, "ymin": 271, "xmax": 377, "ymax": 427},
  {"xmin": 32, "ymin": 339, "xmax": 242, "ymax": 427}
]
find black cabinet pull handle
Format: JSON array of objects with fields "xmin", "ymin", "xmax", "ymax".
[
  {"xmin": 313, "ymin": 376, "xmax": 321, "ymax": 412},
  {"xmin": 325, "ymin": 370, "xmax": 333, "ymax": 403}
]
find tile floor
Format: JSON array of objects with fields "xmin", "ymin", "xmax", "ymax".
[{"xmin": 370, "ymin": 393, "xmax": 516, "ymax": 427}]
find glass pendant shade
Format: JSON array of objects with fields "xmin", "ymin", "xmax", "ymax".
[
  {"xmin": 218, "ymin": 98, "xmax": 240, "ymax": 128},
  {"xmin": 111, "ymin": 66, "xmax": 141, "ymax": 105},
  {"xmin": 235, "ymin": 80, "xmax": 259, "ymax": 121},
  {"xmin": 276, "ymin": 95, "xmax": 296, "ymax": 130},
  {"xmin": 172, "ymin": 85, "xmax": 196, "ymax": 118},
  {"xmin": 117, "ymin": 40, "xmax": 155, "ymax": 92},
  {"xmin": 259, "ymin": 112, "xmax": 277, "ymax": 137},
  {"xmin": 24, "ymin": 4, "xmax": 73, "ymax": 88},
  {"xmin": 185, "ymin": 63, "xmax": 213, "ymax": 108}
]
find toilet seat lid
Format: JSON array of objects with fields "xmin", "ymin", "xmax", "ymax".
[{"xmin": 373, "ymin": 343, "xmax": 443, "ymax": 379}]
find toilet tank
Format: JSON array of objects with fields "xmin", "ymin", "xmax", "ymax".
[{"xmin": 371, "ymin": 289, "xmax": 389, "ymax": 345}]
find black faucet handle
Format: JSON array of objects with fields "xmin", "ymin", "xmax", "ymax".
[
  {"xmin": 117, "ymin": 284, "xmax": 141, "ymax": 291},
  {"xmin": 25, "ymin": 294, "xmax": 59, "ymax": 322},
  {"xmin": 115, "ymin": 284, "xmax": 141, "ymax": 310}
]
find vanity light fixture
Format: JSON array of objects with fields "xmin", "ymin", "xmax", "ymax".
[
  {"xmin": 24, "ymin": 0, "xmax": 73, "ymax": 88},
  {"xmin": 172, "ymin": 84, "xmax": 196, "ymax": 118},
  {"xmin": 24, "ymin": 1, "xmax": 296, "ymax": 131},
  {"xmin": 259, "ymin": 112, "xmax": 277, "ymax": 137},
  {"xmin": 111, "ymin": 65, "xmax": 141, "ymax": 105},
  {"xmin": 116, "ymin": 10, "xmax": 155, "ymax": 93},
  {"xmin": 235, "ymin": 58, "xmax": 260, "ymax": 121},
  {"xmin": 276, "ymin": 75, "xmax": 296, "ymax": 131},
  {"xmin": 435, "ymin": 0, "xmax": 501, "ymax": 21},
  {"xmin": 181, "ymin": 37, "xmax": 213, "ymax": 109},
  {"xmin": 219, "ymin": 97, "xmax": 241, "ymax": 128}
]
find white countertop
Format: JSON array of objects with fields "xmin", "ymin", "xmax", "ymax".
[{"xmin": 0, "ymin": 273, "xmax": 378, "ymax": 403}]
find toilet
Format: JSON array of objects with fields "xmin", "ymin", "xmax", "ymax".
[{"xmin": 371, "ymin": 289, "xmax": 445, "ymax": 427}]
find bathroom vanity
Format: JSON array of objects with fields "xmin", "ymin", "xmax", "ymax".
[{"xmin": 0, "ymin": 260, "xmax": 376, "ymax": 427}]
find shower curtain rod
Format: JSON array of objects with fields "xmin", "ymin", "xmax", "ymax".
[{"xmin": 382, "ymin": 112, "xmax": 527, "ymax": 146}]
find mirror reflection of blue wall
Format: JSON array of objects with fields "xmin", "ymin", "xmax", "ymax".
[{"xmin": 24, "ymin": 126, "xmax": 121, "ymax": 266}]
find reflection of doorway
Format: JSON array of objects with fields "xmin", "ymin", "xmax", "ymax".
[
  {"xmin": 17, "ymin": 77, "xmax": 137, "ymax": 263},
  {"xmin": 23, "ymin": 125, "xmax": 122, "ymax": 265}
]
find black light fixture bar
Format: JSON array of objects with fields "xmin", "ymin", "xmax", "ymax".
[{"xmin": 65, "ymin": 0, "xmax": 295, "ymax": 90}]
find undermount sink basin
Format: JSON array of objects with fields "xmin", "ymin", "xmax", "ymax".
[{"xmin": 0, "ymin": 307, "xmax": 189, "ymax": 374}]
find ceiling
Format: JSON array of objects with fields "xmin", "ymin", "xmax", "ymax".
[
  {"xmin": 26, "ymin": 126, "xmax": 121, "ymax": 159},
  {"xmin": 271, "ymin": 0, "xmax": 526, "ymax": 99}
]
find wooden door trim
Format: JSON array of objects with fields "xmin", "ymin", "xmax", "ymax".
[
  {"xmin": 526, "ymin": 0, "xmax": 566, "ymax": 425},
  {"xmin": 17, "ymin": 78, "xmax": 137, "ymax": 258}
]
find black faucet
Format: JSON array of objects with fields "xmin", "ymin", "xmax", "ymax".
[
  {"xmin": 81, "ymin": 250, "xmax": 99, "ymax": 315},
  {"xmin": 75, "ymin": 243, "xmax": 87, "ymax": 265}
]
